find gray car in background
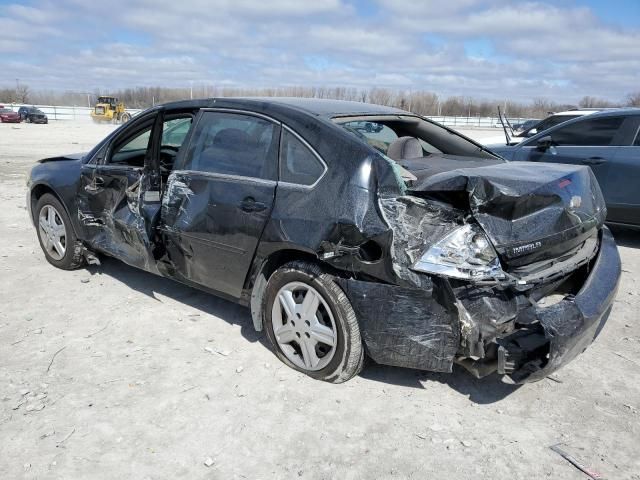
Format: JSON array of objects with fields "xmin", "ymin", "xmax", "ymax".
[{"xmin": 492, "ymin": 109, "xmax": 640, "ymax": 227}]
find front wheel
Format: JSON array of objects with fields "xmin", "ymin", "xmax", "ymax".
[
  {"xmin": 35, "ymin": 194, "xmax": 84, "ymax": 270},
  {"xmin": 264, "ymin": 261, "xmax": 364, "ymax": 383}
]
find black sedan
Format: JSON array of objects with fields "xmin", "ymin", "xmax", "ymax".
[
  {"xmin": 26, "ymin": 98, "xmax": 621, "ymax": 383},
  {"xmin": 492, "ymin": 108, "xmax": 640, "ymax": 227},
  {"xmin": 18, "ymin": 106, "xmax": 48, "ymax": 124}
]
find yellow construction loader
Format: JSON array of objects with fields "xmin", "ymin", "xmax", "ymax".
[{"xmin": 90, "ymin": 96, "xmax": 131, "ymax": 124}]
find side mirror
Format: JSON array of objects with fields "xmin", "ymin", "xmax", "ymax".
[
  {"xmin": 536, "ymin": 135, "xmax": 554, "ymax": 152},
  {"xmin": 527, "ymin": 128, "xmax": 538, "ymax": 136}
]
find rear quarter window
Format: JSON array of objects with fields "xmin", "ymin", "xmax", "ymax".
[{"xmin": 279, "ymin": 129, "xmax": 326, "ymax": 186}]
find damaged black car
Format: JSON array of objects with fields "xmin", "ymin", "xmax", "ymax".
[{"xmin": 27, "ymin": 98, "xmax": 621, "ymax": 384}]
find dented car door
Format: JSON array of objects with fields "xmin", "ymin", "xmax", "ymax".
[
  {"xmin": 77, "ymin": 112, "xmax": 162, "ymax": 271},
  {"xmin": 158, "ymin": 109, "xmax": 281, "ymax": 298}
]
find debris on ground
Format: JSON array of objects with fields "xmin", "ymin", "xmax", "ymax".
[
  {"xmin": 549, "ymin": 444, "xmax": 604, "ymax": 480},
  {"xmin": 46, "ymin": 345, "xmax": 67, "ymax": 372}
]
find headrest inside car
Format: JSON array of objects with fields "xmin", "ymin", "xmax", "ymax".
[{"xmin": 387, "ymin": 136, "xmax": 423, "ymax": 160}]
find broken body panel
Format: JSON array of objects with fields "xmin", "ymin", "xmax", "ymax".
[{"xmin": 27, "ymin": 98, "xmax": 621, "ymax": 383}]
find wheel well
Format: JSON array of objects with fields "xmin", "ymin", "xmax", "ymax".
[
  {"xmin": 247, "ymin": 248, "xmax": 321, "ymax": 332},
  {"xmin": 30, "ymin": 184, "xmax": 58, "ymax": 221},
  {"xmin": 250, "ymin": 249, "xmax": 319, "ymax": 290},
  {"xmin": 30, "ymin": 184, "xmax": 76, "ymax": 235}
]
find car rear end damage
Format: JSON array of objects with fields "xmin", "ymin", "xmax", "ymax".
[{"xmin": 337, "ymin": 160, "xmax": 620, "ymax": 383}]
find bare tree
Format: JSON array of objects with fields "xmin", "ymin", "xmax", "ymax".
[
  {"xmin": 14, "ymin": 84, "xmax": 29, "ymax": 103},
  {"xmin": 626, "ymin": 92, "xmax": 640, "ymax": 107},
  {"xmin": 579, "ymin": 96, "xmax": 616, "ymax": 108}
]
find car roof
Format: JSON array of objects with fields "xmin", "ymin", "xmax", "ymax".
[{"xmin": 161, "ymin": 97, "xmax": 409, "ymax": 118}]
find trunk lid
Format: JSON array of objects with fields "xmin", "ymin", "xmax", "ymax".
[{"xmin": 407, "ymin": 161, "xmax": 607, "ymax": 266}]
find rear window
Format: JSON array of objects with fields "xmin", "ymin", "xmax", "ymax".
[
  {"xmin": 0, "ymin": 108, "xmax": 13, "ymax": 113},
  {"xmin": 341, "ymin": 120, "xmax": 442, "ymax": 156}
]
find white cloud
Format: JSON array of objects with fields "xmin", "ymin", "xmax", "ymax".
[{"xmin": 0, "ymin": 0, "xmax": 638, "ymax": 102}]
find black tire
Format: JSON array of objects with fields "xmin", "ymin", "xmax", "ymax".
[
  {"xmin": 120, "ymin": 112, "xmax": 131, "ymax": 123},
  {"xmin": 35, "ymin": 193, "xmax": 84, "ymax": 270},
  {"xmin": 263, "ymin": 261, "xmax": 364, "ymax": 383}
]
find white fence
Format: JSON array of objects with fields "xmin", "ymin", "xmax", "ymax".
[
  {"xmin": 1, "ymin": 103, "xmax": 143, "ymax": 122},
  {"xmin": 1, "ymin": 102, "xmax": 527, "ymax": 128}
]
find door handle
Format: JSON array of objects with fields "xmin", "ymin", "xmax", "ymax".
[
  {"xmin": 240, "ymin": 197, "xmax": 267, "ymax": 213},
  {"xmin": 582, "ymin": 157, "xmax": 606, "ymax": 165}
]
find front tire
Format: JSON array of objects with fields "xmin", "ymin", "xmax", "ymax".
[
  {"xmin": 264, "ymin": 261, "xmax": 364, "ymax": 383},
  {"xmin": 35, "ymin": 194, "xmax": 84, "ymax": 270}
]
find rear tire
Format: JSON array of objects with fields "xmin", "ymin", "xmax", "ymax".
[
  {"xmin": 263, "ymin": 261, "xmax": 364, "ymax": 383},
  {"xmin": 35, "ymin": 193, "xmax": 84, "ymax": 270}
]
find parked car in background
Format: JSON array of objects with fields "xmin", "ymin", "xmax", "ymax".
[
  {"xmin": 483, "ymin": 109, "xmax": 604, "ymax": 147},
  {"xmin": 0, "ymin": 106, "xmax": 21, "ymax": 123},
  {"xmin": 512, "ymin": 119, "xmax": 539, "ymax": 132},
  {"xmin": 492, "ymin": 108, "xmax": 640, "ymax": 227},
  {"xmin": 18, "ymin": 106, "xmax": 48, "ymax": 124},
  {"xmin": 26, "ymin": 98, "xmax": 620, "ymax": 384}
]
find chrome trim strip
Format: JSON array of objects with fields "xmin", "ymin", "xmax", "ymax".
[{"xmin": 172, "ymin": 169, "xmax": 277, "ymax": 186}]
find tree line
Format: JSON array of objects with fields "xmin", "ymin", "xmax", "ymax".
[{"xmin": 2, "ymin": 84, "xmax": 639, "ymax": 119}]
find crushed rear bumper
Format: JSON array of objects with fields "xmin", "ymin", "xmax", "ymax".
[{"xmin": 498, "ymin": 226, "xmax": 620, "ymax": 383}]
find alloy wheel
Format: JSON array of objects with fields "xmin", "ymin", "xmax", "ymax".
[
  {"xmin": 38, "ymin": 204, "xmax": 67, "ymax": 260},
  {"xmin": 271, "ymin": 281, "xmax": 338, "ymax": 371}
]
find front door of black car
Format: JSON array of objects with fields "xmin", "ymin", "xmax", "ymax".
[
  {"xmin": 77, "ymin": 111, "xmax": 194, "ymax": 271},
  {"xmin": 158, "ymin": 110, "xmax": 280, "ymax": 298}
]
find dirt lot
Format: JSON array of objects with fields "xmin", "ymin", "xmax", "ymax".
[{"xmin": 1, "ymin": 122, "xmax": 639, "ymax": 480}]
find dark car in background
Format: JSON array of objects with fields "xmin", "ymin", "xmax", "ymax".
[
  {"xmin": 26, "ymin": 98, "xmax": 620, "ymax": 384},
  {"xmin": 0, "ymin": 106, "xmax": 21, "ymax": 123},
  {"xmin": 18, "ymin": 106, "xmax": 48, "ymax": 124},
  {"xmin": 512, "ymin": 119, "xmax": 539, "ymax": 132},
  {"xmin": 492, "ymin": 108, "xmax": 640, "ymax": 227}
]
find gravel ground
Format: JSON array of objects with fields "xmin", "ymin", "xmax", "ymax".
[{"xmin": 1, "ymin": 122, "xmax": 639, "ymax": 480}]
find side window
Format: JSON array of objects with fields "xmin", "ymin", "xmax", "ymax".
[
  {"xmin": 110, "ymin": 115, "xmax": 193, "ymax": 167},
  {"xmin": 182, "ymin": 111, "xmax": 278, "ymax": 180},
  {"xmin": 162, "ymin": 117, "xmax": 192, "ymax": 148},
  {"xmin": 550, "ymin": 116, "xmax": 625, "ymax": 146},
  {"xmin": 110, "ymin": 124, "xmax": 153, "ymax": 166},
  {"xmin": 279, "ymin": 129, "xmax": 326, "ymax": 186}
]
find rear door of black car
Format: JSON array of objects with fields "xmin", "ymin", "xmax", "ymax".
[{"xmin": 158, "ymin": 109, "xmax": 280, "ymax": 298}]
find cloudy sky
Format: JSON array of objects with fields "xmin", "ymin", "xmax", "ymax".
[{"xmin": 1, "ymin": 0, "xmax": 638, "ymax": 102}]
